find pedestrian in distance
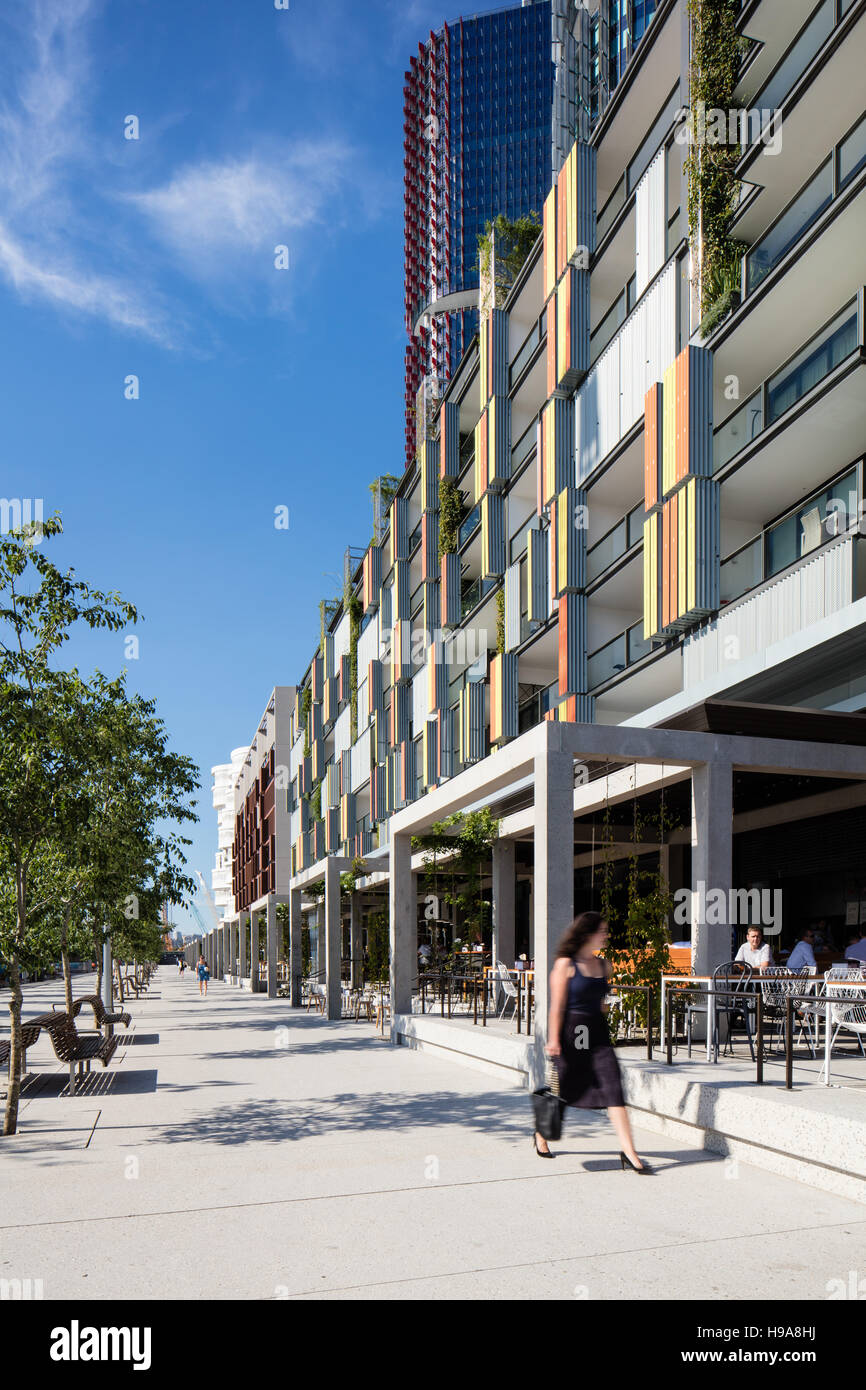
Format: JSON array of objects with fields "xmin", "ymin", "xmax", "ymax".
[
  {"xmin": 535, "ymin": 911, "xmax": 652, "ymax": 1173},
  {"xmin": 197, "ymin": 955, "xmax": 210, "ymax": 997}
]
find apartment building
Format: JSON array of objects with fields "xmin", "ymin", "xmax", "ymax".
[
  {"xmin": 403, "ymin": 0, "xmax": 663, "ymax": 468},
  {"xmin": 210, "ymin": 748, "xmax": 248, "ymax": 920},
  {"xmin": 217, "ymin": 0, "xmax": 866, "ymax": 1056}
]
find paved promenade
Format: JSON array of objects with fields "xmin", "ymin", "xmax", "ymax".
[{"xmin": 1, "ymin": 971, "xmax": 864, "ymax": 1301}]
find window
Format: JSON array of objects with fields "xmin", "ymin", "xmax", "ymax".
[{"xmin": 766, "ymin": 469, "xmax": 858, "ymax": 577}]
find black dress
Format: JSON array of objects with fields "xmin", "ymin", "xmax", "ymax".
[{"xmin": 555, "ymin": 959, "xmax": 625, "ymax": 1110}]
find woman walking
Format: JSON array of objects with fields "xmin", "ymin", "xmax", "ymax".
[
  {"xmin": 196, "ymin": 954, "xmax": 210, "ymax": 998},
  {"xmin": 534, "ymin": 911, "xmax": 652, "ymax": 1172}
]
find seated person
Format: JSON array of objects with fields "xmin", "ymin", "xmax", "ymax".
[
  {"xmin": 844, "ymin": 931, "xmax": 866, "ymax": 965},
  {"xmin": 734, "ymin": 926, "xmax": 773, "ymax": 973},
  {"xmin": 786, "ymin": 928, "xmax": 817, "ymax": 973}
]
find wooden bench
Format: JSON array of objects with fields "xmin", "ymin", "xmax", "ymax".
[
  {"xmin": 0, "ymin": 1021, "xmax": 43, "ymax": 1080},
  {"xmin": 74, "ymin": 995, "xmax": 132, "ymax": 1035},
  {"xmin": 39, "ymin": 1013, "xmax": 119, "ymax": 1095}
]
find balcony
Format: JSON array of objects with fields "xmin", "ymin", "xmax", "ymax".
[
  {"xmin": 714, "ymin": 298, "xmax": 861, "ymax": 473},
  {"xmin": 509, "ymin": 316, "xmax": 543, "ymax": 389},
  {"xmin": 588, "ymin": 622, "xmax": 653, "ymax": 691},
  {"xmin": 686, "ymin": 532, "xmax": 866, "ymax": 688},
  {"xmin": 460, "ymin": 575, "xmax": 496, "ymax": 621},
  {"xmin": 587, "ymin": 504, "xmax": 646, "ymax": 584},
  {"xmin": 744, "ymin": 111, "xmax": 866, "ymax": 298},
  {"xmin": 458, "ymin": 504, "xmax": 481, "ymax": 550}
]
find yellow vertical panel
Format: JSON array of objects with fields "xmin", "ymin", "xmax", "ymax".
[
  {"xmin": 557, "ymin": 276, "xmax": 566, "ymax": 385},
  {"xmin": 488, "ymin": 396, "xmax": 497, "ymax": 485},
  {"xmin": 678, "ymin": 484, "xmax": 688, "ymax": 618},
  {"xmin": 643, "ymin": 517, "xmax": 656, "ymax": 638},
  {"xmin": 543, "ymin": 188, "xmax": 556, "ymax": 301}
]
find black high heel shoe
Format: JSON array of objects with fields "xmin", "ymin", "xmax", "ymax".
[
  {"xmin": 620, "ymin": 1151, "xmax": 653, "ymax": 1173},
  {"xmin": 534, "ymin": 1135, "xmax": 554, "ymax": 1159}
]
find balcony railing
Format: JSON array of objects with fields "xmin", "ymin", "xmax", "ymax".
[
  {"xmin": 509, "ymin": 315, "xmax": 543, "ymax": 388},
  {"xmin": 518, "ymin": 682, "xmax": 559, "ymax": 734},
  {"xmin": 587, "ymin": 504, "xmax": 646, "ymax": 584},
  {"xmin": 587, "ymin": 622, "xmax": 652, "ymax": 691},
  {"xmin": 460, "ymin": 575, "xmax": 496, "ymax": 620},
  {"xmin": 713, "ymin": 298, "xmax": 860, "ymax": 472},
  {"xmin": 458, "ymin": 505, "xmax": 481, "ymax": 549},
  {"xmin": 687, "ymin": 534, "xmax": 866, "ymax": 688},
  {"xmin": 754, "ymin": 0, "xmax": 835, "ymax": 115},
  {"xmin": 745, "ymin": 111, "xmax": 866, "ymax": 296}
]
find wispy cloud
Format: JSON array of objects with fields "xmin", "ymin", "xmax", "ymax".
[
  {"xmin": 127, "ymin": 142, "xmax": 354, "ymax": 270},
  {"xmin": 0, "ymin": 0, "xmax": 174, "ymax": 343}
]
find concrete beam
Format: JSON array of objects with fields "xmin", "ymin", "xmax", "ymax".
[
  {"xmin": 266, "ymin": 897, "xmax": 278, "ymax": 1000},
  {"xmin": 289, "ymin": 888, "xmax": 302, "ymax": 1007},
  {"xmin": 389, "ymin": 833, "xmax": 414, "ymax": 1022},
  {"xmin": 492, "ymin": 840, "xmax": 516, "ymax": 970},
  {"xmin": 324, "ymin": 858, "xmax": 342, "ymax": 1021},
  {"xmin": 692, "ymin": 761, "xmax": 734, "ymax": 974},
  {"xmin": 531, "ymin": 730, "xmax": 575, "ymax": 1088}
]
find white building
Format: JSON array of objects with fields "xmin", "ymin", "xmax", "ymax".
[{"xmin": 211, "ymin": 748, "xmax": 247, "ymax": 920}]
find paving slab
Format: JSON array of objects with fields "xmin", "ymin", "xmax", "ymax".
[{"xmin": 1, "ymin": 971, "xmax": 864, "ymax": 1301}]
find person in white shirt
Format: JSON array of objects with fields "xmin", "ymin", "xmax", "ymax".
[
  {"xmin": 786, "ymin": 929, "xmax": 817, "ymax": 973},
  {"xmin": 734, "ymin": 927, "xmax": 773, "ymax": 973},
  {"xmin": 845, "ymin": 932, "xmax": 866, "ymax": 965}
]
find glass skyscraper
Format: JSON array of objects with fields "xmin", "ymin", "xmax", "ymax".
[
  {"xmin": 403, "ymin": 0, "xmax": 661, "ymax": 467},
  {"xmin": 403, "ymin": 0, "xmax": 555, "ymax": 468}
]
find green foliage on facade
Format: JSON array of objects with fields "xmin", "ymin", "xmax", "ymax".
[
  {"xmin": 496, "ymin": 589, "xmax": 506, "ymax": 655},
  {"xmin": 366, "ymin": 906, "xmax": 390, "ymax": 983},
  {"xmin": 438, "ymin": 475, "xmax": 463, "ymax": 559},
  {"xmin": 301, "ymin": 686, "xmax": 312, "ymax": 757},
  {"xmin": 414, "ymin": 808, "xmax": 500, "ymax": 942},
  {"xmin": 478, "ymin": 212, "xmax": 542, "ymax": 307},
  {"xmin": 309, "ymin": 780, "xmax": 321, "ymax": 823},
  {"xmin": 346, "ymin": 587, "xmax": 363, "ymax": 744},
  {"xmin": 685, "ymin": 0, "xmax": 751, "ymax": 333}
]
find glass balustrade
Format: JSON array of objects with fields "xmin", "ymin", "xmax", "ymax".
[
  {"xmin": 458, "ymin": 505, "xmax": 481, "ymax": 548},
  {"xmin": 714, "ymin": 300, "xmax": 858, "ymax": 470},
  {"xmin": 756, "ymin": 0, "xmax": 834, "ymax": 115},
  {"xmin": 746, "ymin": 158, "xmax": 833, "ymax": 293},
  {"xmin": 839, "ymin": 111, "xmax": 866, "ymax": 191}
]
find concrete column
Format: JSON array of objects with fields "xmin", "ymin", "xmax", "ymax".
[
  {"xmin": 389, "ymin": 832, "xmax": 414, "ymax": 1024},
  {"xmin": 349, "ymin": 892, "xmax": 363, "ymax": 989},
  {"xmin": 492, "ymin": 840, "xmax": 516, "ymax": 970},
  {"xmin": 229, "ymin": 920, "xmax": 238, "ymax": 980},
  {"xmin": 250, "ymin": 910, "xmax": 260, "ymax": 993},
  {"xmin": 531, "ymin": 739, "xmax": 575, "ymax": 1087},
  {"xmin": 238, "ymin": 911, "xmax": 248, "ymax": 980},
  {"xmin": 266, "ymin": 897, "xmax": 278, "ymax": 1000},
  {"xmin": 223, "ymin": 924, "xmax": 230, "ymax": 978},
  {"xmin": 289, "ymin": 888, "xmax": 303, "ymax": 1007},
  {"xmin": 324, "ymin": 859, "xmax": 342, "ymax": 1021},
  {"xmin": 691, "ymin": 761, "xmax": 734, "ymax": 975}
]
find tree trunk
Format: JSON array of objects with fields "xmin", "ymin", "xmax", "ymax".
[
  {"xmin": 3, "ymin": 953, "xmax": 23, "ymax": 1137},
  {"xmin": 95, "ymin": 932, "xmax": 104, "ymax": 1000},
  {"xmin": 61, "ymin": 904, "xmax": 74, "ymax": 1017}
]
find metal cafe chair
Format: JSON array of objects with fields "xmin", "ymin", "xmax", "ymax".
[
  {"xmin": 760, "ymin": 965, "xmax": 817, "ymax": 1056},
  {"xmin": 826, "ymin": 975, "xmax": 866, "ymax": 1058},
  {"xmin": 685, "ymin": 961, "xmax": 755, "ymax": 1061}
]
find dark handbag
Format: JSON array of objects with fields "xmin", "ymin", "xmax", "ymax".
[{"xmin": 531, "ymin": 1058, "xmax": 564, "ymax": 1141}]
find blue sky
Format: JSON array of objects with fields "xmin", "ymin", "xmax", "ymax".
[{"xmin": 0, "ymin": 0, "xmax": 508, "ymax": 939}]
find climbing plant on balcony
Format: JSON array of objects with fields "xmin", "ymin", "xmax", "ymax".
[
  {"xmin": 438, "ymin": 475, "xmax": 463, "ymax": 559},
  {"xmin": 345, "ymin": 585, "xmax": 363, "ymax": 743},
  {"xmin": 685, "ymin": 0, "xmax": 750, "ymax": 333},
  {"xmin": 301, "ymin": 686, "xmax": 312, "ymax": 757},
  {"xmin": 496, "ymin": 589, "xmax": 506, "ymax": 655},
  {"xmin": 478, "ymin": 212, "xmax": 542, "ymax": 309},
  {"xmin": 414, "ymin": 808, "xmax": 500, "ymax": 945}
]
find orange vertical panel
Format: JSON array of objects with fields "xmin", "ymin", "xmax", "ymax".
[
  {"xmin": 558, "ymin": 594, "xmax": 569, "ymax": 694},
  {"xmin": 644, "ymin": 384, "xmax": 659, "ymax": 509}
]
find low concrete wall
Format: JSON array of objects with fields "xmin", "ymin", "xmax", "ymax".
[
  {"xmin": 620, "ymin": 1057, "xmax": 866, "ymax": 1205},
  {"xmin": 395, "ymin": 1015, "xmax": 532, "ymax": 1088}
]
